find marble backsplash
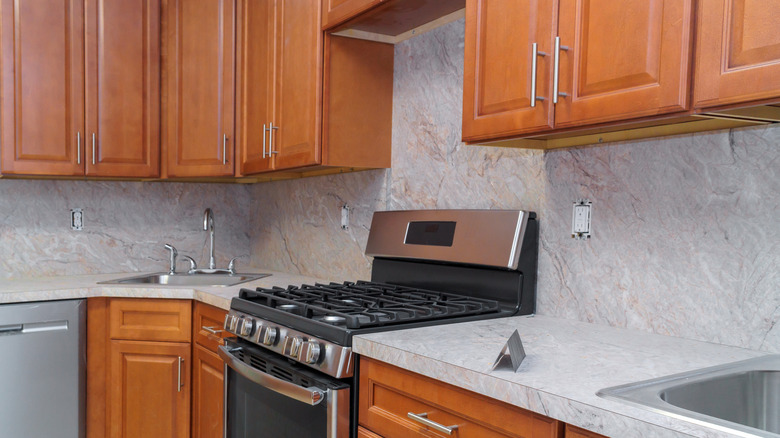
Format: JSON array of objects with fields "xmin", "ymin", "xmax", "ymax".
[
  {"xmin": 0, "ymin": 180, "xmax": 251, "ymax": 279},
  {"xmin": 249, "ymin": 18, "xmax": 780, "ymax": 353}
]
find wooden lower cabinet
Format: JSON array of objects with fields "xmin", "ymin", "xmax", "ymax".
[
  {"xmin": 108, "ymin": 340, "xmax": 191, "ymax": 438},
  {"xmin": 565, "ymin": 424, "xmax": 608, "ymax": 438},
  {"xmin": 192, "ymin": 344, "xmax": 224, "ymax": 438},
  {"xmin": 358, "ymin": 426, "xmax": 385, "ymax": 438},
  {"xmin": 359, "ymin": 357, "xmax": 563, "ymax": 438}
]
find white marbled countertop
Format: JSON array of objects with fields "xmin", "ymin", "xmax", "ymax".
[
  {"xmin": 1, "ymin": 273, "xmax": 771, "ymax": 438},
  {"xmin": 353, "ymin": 315, "xmax": 770, "ymax": 438},
  {"xmin": 0, "ymin": 269, "xmax": 326, "ymax": 310}
]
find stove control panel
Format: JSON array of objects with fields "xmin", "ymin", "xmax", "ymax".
[{"xmin": 224, "ymin": 309, "xmax": 354, "ymax": 378}]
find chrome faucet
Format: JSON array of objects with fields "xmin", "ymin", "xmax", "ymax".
[
  {"xmin": 164, "ymin": 243, "xmax": 178, "ymax": 275},
  {"xmin": 203, "ymin": 208, "xmax": 216, "ymax": 270}
]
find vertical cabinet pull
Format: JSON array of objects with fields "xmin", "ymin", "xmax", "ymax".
[
  {"xmin": 262, "ymin": 123, "xmax": 267, "ymax": 159},
  {"xmin": 530, "ymin": 43, "xmax": 547, "ymax": 108},
  {"xmin": 76, "ymin": 132, "xmax": 82, "ymax": 164},
  {"xmin": 268, "ymin": 123, "xmax": 279, "ymax": 155},
  {"xmin": 177, "ymin": 356, "xmax": 183, "ymax": 392},
  {"xmin": 553, "ymin": 36, "xmax": 570, "ymax": 104},
  {"xmin": 91, "ymin": 133, "xmax": 96, "ymax": 165},
  {"xmin": 223, "ymin": 134, "xmax": 229, "ymax": 165}
]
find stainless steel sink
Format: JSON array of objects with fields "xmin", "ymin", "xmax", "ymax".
[
  {"xmin": 598, "ymin": 355, "xmax": 780, "ymax": 437},
  {"xmin": 99, "ymin": 272, "xmax": 270, "ymax": 287}
]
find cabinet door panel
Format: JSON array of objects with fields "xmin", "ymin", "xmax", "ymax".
[
  {"xmin": 165, "ymin": 0, "xmax": 235, "ymax": 177},
  {"xmin": 236, "ymin": 0, "xmax": 275, "ymax": 176},
  {"xmin": 109, "ymin": 340, "xmax": 190, "ymax": 438},
  {"xmin": 555, "ymin": 0, "xmax": 693, "ymax": 127},
  {"xmin": 321, "ymin": 0, "xmax": 384, "ymax": 29},
  {"xmin": 272, "ymin": 0, "xmax": 322, "ymax": 170},
  {"xmin": 86, "ymin": 0, "xmax": 160, "ymax": 177},
  {"xmin": 694, "ymin": 0, "xmax": 780, "ymax": 108},
  {"xmin": 0, "ymin": 0, "xmax": 84, "ymax": 175},
  {"xmin": 462, "ymin": 0, "xmax": 555, "ymax": 142},
  {"xmin": 192, "ymin": 345, "xmax": 224, "ymax": 438}
]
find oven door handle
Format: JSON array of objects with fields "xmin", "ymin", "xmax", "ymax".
[{"xmin": 218, "ymin": 345, "xmax": 326, "ymax": 406}]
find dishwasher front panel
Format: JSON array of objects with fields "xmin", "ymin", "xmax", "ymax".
[{"xmin": 0, "ymin": 299, "xmax": 86, "ymax": 438}]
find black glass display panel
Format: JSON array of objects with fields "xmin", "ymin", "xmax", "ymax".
[{"xmin": 404, "ymin": 221, "xmax": 456, "ymax": 246}]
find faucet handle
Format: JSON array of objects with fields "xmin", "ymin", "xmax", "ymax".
[
  {"xmin": 179, "ymin": 255, "xmax": 197, "ymax": 274},
  {"xmin": 228, "ymin": 256, "xmax": 244, "ymax": 275},
  {"xmin": 164, "ymin": 244, "xmax": 178, "ymax": 275}
]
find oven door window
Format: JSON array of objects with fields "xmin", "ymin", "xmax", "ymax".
[{"xmin": 221, "ymin": 341, "xmax": 350, "ymax": 438}]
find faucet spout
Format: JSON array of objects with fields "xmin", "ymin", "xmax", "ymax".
[{"xmin": 203, "ymin": 208, "xmax": 216, "ymax": 269}]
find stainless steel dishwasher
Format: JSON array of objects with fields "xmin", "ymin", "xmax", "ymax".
[{"xmin": 0, "ymin": 299, "xmax": 86, "ymax": 438}]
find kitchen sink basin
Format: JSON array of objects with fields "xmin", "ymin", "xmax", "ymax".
[
  {"xmin": 597, "ymin": 355, "xmax": 780, "ymax": 437},
  {"xmin": 99, "ymin": 272, "xmax": 270, "ymax": 287}
]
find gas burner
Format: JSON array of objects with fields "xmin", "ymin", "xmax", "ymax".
[
  {"xmin": 321, "ymin": 315, "xmax": 346, "ymax": 326},
  {"xmin": 278, "ymin": 304, "xmax": 302, "ymax": 314}
]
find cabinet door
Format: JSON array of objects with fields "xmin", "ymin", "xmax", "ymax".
[
  {"xmin": 0, "ymin": 0, "xmax": 84, "ymax": 176},
  {"xmin": 554, "ymin": 0, "xmax": 693, "ymax": 127},
  {"xmin": 165, "ymin": 0, "xmax": 235, "ymax": 177},
  {"xmin": 271, "ymin": 0, "xmax": 322, "ymax": 171},
  {"xmin": 109, "ymin": 340, "xmax": 190, "ymax": 438},
  {"xmin": 462, "ymin": 0, "xmax": 556, "ymax": 142},
  {"xmin": 321, "ymin": 0, "xmax": 384, "ymax": 29},
  {"xmin": 192, "ymin": 344, "xmax": 224, "ymax": 438},
  {"xmin": 693, "ymin": 0, "xmax": 780, "ymax": 108},
  {"xmin": 236, "ymin": 0, "xmax": 275, "ymax": 176},
  {"xmin": 85, "ymin": 0, "xmax": 161, "ymax": 177}
]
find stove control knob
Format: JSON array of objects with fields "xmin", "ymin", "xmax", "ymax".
[
  {"xmin": 228, "ymin": 315, "xmax": 240, "ymax": 333},
  {"xmin": 259, "ymin": 326, "xmax": 278, "ymax": 346},
  {"xmin": 283, "ymin": 336, "xmax": 304, "ymax": 358},
  {"xmin": 299, "ymin": 341, "xmax": 321, "ymax": 364},
  {"xmin": 239, "ymin": 318, "xmax": 255, "ymax": 337},
  {"xmin": 223, "ymin": 314, "xmax": 232, "ymax": 331}
]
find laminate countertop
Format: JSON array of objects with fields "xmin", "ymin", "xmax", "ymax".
[{"xmin": 353, "ymin": 315, "xmax": 770, "ymax": 438}]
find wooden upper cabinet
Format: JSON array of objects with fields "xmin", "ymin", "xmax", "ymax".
[
  {"xmin": 0, "ymin": 0, "xmax": 85, "ymax": 176},
  {"xmin": 694, "ymin": 0, "xmax": 780, "ymax": 109},
  {"xmin": 462, "ymin": 0, "xmax": 556, "ymax": 142},
  {"xmin": 85, "ymin": 0, "xmax": 161, "ymax": 177},
  {"xmin": 321, "ymin": 0, "xmax": 385, "ymax": 29},
  {"xmin": 554, "ymin": 0, "xmax": 693, "ymax": 127},
  {"xmin": 165, "ymin": 0, "xmax": 235, "ymax": 178},
  {"xmin": 272, "ymin": 0, "xmax": 322, "ymax": 170},
  {"xmin": 236, "ymin": 0, "xmax": 276, "ymax": 176}
]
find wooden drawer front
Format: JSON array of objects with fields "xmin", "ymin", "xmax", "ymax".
[
  {"xmin": 109, "ymin": 298, "xmax": 191, "ymax": 342},
  {"xmin": 359, "ymin": 358, "xmax": 563, "ymax": 438},
  {"xmin": 565, "ymin": 424, "xmax": 607, "ymax": 438},
  {"xmin": 193, "ymin": 302, "xmax": 229, "ymax": 351},
  {"xmin": 358, "ymin": 426, "xmax": 384, "ymax": 438}
]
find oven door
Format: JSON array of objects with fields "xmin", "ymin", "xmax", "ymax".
[{"xmin": 219, "ymin": 340, "xmax": 351, "ymax": 438}]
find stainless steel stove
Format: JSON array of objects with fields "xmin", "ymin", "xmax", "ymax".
[{"xmin": 220, "ymin": 209, "xmax": 538, "ymax": 438}]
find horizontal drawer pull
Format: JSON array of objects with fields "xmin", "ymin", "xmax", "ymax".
[
  {"xmin": 202, "ymin": 326, "xmax": 224, "ymax": 335},
  {"xmin": 407, "ymin": 412, "xmax": 458, "ymax": 435}
]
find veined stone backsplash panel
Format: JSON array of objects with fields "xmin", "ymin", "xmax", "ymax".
[
  {"xmin": 0, "ymin": 180, "xmax": 251, "ymax": 279},
  {"xmin": 249, "ymin": 18, "xmax": 780, "ymax": 353}
]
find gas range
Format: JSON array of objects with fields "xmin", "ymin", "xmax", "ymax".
[{"xmin": 223, "ymin": 209, "xmax": 539, "ymax": 379}]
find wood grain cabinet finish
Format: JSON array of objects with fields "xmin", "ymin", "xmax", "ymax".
[
  {"xmin": 236, "ymin": 0, "xmax": 322, "ymax": 175},
  {"xmin": 85, "ymin": 0, "xmax": 161, "ymax": 177},
  {"xmin": 693, "ymin": 0, "xmax": 780, "ymax": 109},
  {"xmin": 564, "ymin": 424, "xmax": 608, "ymax": 438},
  {"xmin": 463, "ymin": 0, "xmax": 694, "ymax": 142},
  {"xmin": 321, "ymin": 0, "xmax": 385, "ymax": 29},
  {"xmin": 359, "ymin": 358, "xmax": 564, "ymax": 438},
  {"xmin": 0, "ymin": 0, "xmax": 160, "ymax": 177},
  {"xmin": 554, "ymin": 0, "xmax": 693, "ymax": 127},
  {"xmin": 109, "ymin": 298, "xmax": 192, "ymax": 343},
  {"xmin": 109, "ymin": 340, "xmax": 191, "ymax": 438},
  {"xmin": 462, "ymin": 0, "xmax": 556, "ymax": 142},
  {"xmin": 192, "ymin": 302, "xmax": 227, "ymax": 438},
  {"xmin": 0, "ymin": 0, "xmax": 85, "ymax": 176},
  {"xmin": 164, "ymin": 0, "xmax": 235, "ymax": 177}
]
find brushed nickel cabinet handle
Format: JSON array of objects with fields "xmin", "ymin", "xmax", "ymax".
[
  {"xmin": 177, "ymin": 356, "xmax": 183, "ymax": 392},
  {"xmin": 262, "ymin": 123, "xmax": 267, "ymax": 159},
  {"xmin": 553, "ymin": 36, "xmax": 570, "ymax": 104},
  {"xmin": 202, "ymin": 326, "xmax": 224, "ymax": 335},
  {"xmin": 223, "ymin": 134, "xmax": 228, "ymax": 165},
  {"xmin": 530, "ymin": 42, "xmax": 547, "ymax": 108},
  {"xmin": 268, "ymin": 123, "xmax": 279, "ymax": 155},
  {"xmin": 91, "ymin": 133, "xmax": 96, "ymax": 165},
  {"xmin": 407, "ymin": 412, "xmax": 458, "ymax": 435},
  {"xmin": 76, "ymin": 132, "xmax": 81, "ymax": 164}
]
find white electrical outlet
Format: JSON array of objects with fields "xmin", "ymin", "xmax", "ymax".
[
  {"xmin": 71, "ymin": 208, "xmax": 84, "ymax": 231},
  {"xmin": 341, "ymin": 204, "xmax": 350, "ymax": 230},
  {"xmin": 571, "ymin": 200, "xmax": 591, "ymax": 239}
]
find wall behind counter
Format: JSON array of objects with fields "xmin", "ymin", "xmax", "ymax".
[
  {"xmin": 0, "ymin": 180, "xmax": 251, "ymax": 279},
  {"xmin": 249, "ymin": 18, "xmax": 780, "ymax": 353}
]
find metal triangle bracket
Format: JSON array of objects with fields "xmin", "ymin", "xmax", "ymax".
[{"xmin": 491, "ymin": 329, "xmax": 526, "ymax": 372}]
